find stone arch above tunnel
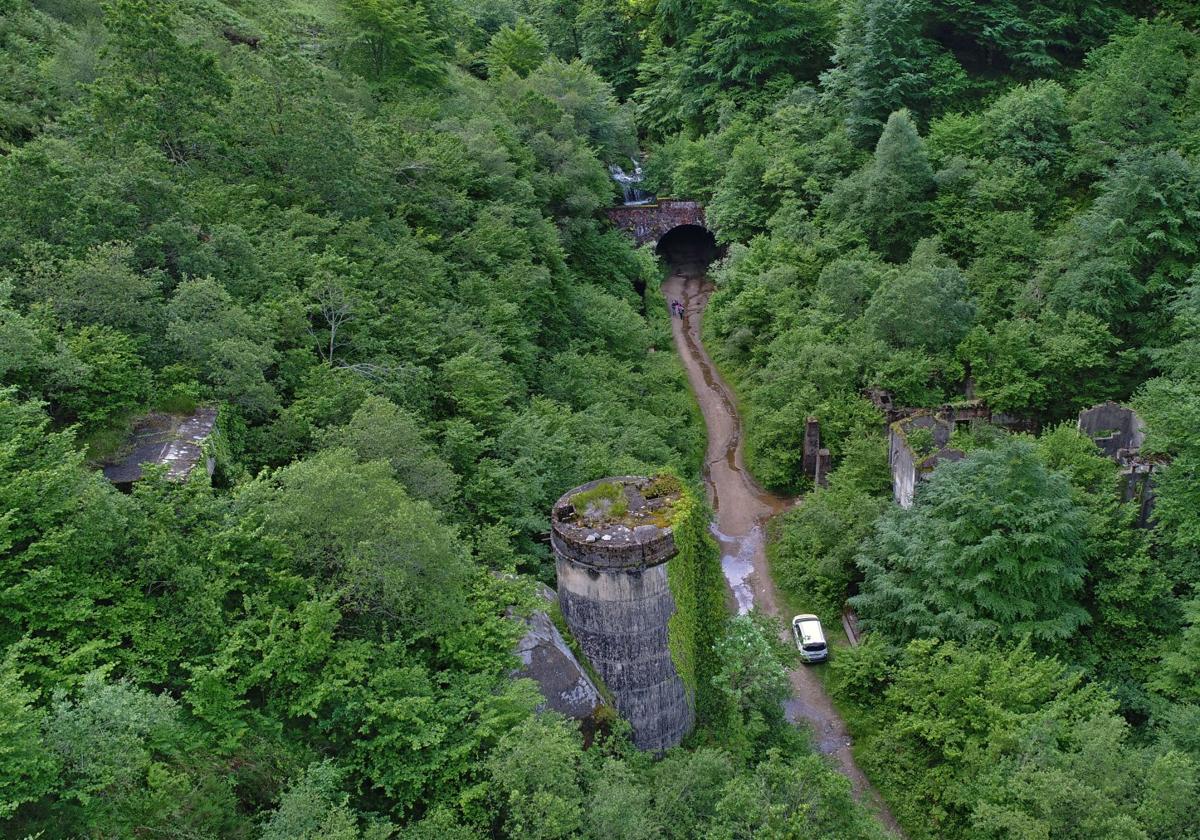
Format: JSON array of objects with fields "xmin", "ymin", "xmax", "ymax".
[{"xmin": 606, "ymin": 199, "xmax": 707, "ymax": 247}]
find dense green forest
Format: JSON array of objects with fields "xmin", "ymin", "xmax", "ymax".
[{"xmin": 2, "ymin": 0, "xmax": 1200, "ymax": 837}]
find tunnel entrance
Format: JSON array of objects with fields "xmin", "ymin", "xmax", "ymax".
[{"xmin": 656, "ymin": 224, "xmax": 719, "ymax": 276}]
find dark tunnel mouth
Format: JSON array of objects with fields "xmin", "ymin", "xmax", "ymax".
[{"xmin": 655, "ymin": 224, "xmax": 720, "ymax": 272}]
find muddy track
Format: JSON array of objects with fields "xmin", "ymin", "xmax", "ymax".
[{"xmin": 662, "ymin": 269, "xmax": 904, "ymax": 836}]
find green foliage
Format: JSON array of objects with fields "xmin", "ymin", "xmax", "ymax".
[
  {"xmin": 576, "ymin": 0, "xmax": 642, "ymax": 98},
  {"xmin": 90, "ymin": 0, "xmax": 230, "ymax": 160},
  {"xmin": 487, "ymin": 21, "xmax": 548, "ymax": 79},
  {"xmin": 958, "ymin": 310, "xmax": 1118, "ymax": 417},
  {"xmin": 688, "ymin": 0, "xmax": 836, "ymax": 109},
  {"xmin": 343, "ymin": 0, "xmax": 448, "ymax": 84},
  {"xmin": 851, "ymin": 110, "xmax": 936, "ymax": 261},
  {"xmin": 0, "ymin": 2, "xmax": 728, "ymax": 831},
  {"xmin": 52, "ymin": 325, "xmax": 151, "ymax": 430},
  {"xmin": 665, "ymin": 486, "xmax": 727, "ymax": 721},
  {"xmin": 1152, "ymin": 598, "xmax": 1200, "ymax": 704},
  {"xmin": 7, "ymin": 0, "xmax": 1200, "ymax": 836},
  {"xmin": 832, "ymin": 639, "xmax": 1198, "ymax": 840},
  {"xmin": 1038, "ymin": 150, "xmax": 1200, "ymax": 349},
  {"xmin": 1069, "ymin": 20, "xmax": 1200, "ymax": 176},
  {"xmin": 771, "ymin": 481, "xmax": 887, "ymax": 620},
  {"xmin": 1135, "ymin": 376, "xmax": 1200, "ymax": 589},
  {"xmin": 708, "ymin": 613, "xmax": 791, "ymax": 760},
  {"xmin": 486, "ymin": 713, "xmax": 586, "ymax": 840},
  {"xmin": 262, "ymin": 761, "xmax": 380, "ymax": 840},
  {"xmin": 318, "ymin": 394, "xmax": 459, "ymax": 507},
  {"xmin": 707, "ymin": 137, "xmax": 774, "ymax": 242},
  {"xmin": 0, "ymin": 662, "xmax": 54, "ymax": 819},
  {"xmin": 984, "ymin": 79, "xmax": 1071, "ymax": 177},
  {"xmin": 852, "ymin": 438, "xmax": 1090, "ymax": 647},
  {"xmin": 254, "ymin": 448, "xmax": 473, "ymax": 635},
  {"xmin": 863, "ymin": 242, "xmax": 974, "ymax": 350},
  {"xmin": 40, "ymin": 672, "xmax": 242, "ymax": 836},
  {"xmin": 823, "ymin": 0, "xmax": 932, "ymax": 147},
  {"xmin": 639, "ymin": 4, "xmax": 1200, "ymax": 839}
]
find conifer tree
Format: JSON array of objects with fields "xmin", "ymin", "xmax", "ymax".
[
  {"xmin": 487, "ymin": 21, "xmax": 549, "ymax": 78},
  {"xmin": 859, "ymin": 109, "xmax": 934, "ymax": 260},
  {"xmin": 822, "ymin": 0, "xmax": 931, "ymax": 147},
  {"xmin": 852, "ymin": 438, "xmax": 1091, "ymax": 647}
]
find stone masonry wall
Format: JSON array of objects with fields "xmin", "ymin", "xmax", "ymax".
[{"xmin": 606, "ymin": 200, "xmax": 706, "ymax": 246}]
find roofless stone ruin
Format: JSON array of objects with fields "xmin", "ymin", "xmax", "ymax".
[
  {"xmin": 552, "ymin": 475, "xmax": 694, "ymax": 752},
  {"xmin": 101, "ymin": 407, "xmax": 219, "ymax": 491}
]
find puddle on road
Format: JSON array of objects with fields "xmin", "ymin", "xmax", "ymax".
[{"xmin": 711, "ymin": 523, "xmax": 762, "ymax": 615}]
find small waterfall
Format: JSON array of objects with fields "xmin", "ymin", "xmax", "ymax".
[{"xmin": 609, "ymin": 157, "xmax": 655, "ymax": 206}]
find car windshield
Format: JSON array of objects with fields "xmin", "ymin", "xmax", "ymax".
[{"xmin": 802, "ymin": 642, "xmax": 826, "ymax": 652}]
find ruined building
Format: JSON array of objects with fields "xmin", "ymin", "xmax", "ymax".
[
  {"xmin": 551, "ymin": 476, "xmax": 694, "ymax": 752},
  {"xmin": 1078, "ymin": 401, "xmax": 1160, "ymax": 526},
  {"xmin": 802, "ymin": 417, "xmax": 832, "ymax": 487},
  {"xmin": 888, "ymin": 413, "xmax": 965, "ymax": 508},
  {"xmin": 101, "ymin": 407, "xmax": 219, "ymax": 491}
]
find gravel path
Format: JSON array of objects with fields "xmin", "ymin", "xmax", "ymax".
[{"xmin": 662, "ymin": 267, "xmax": 904, "ymax": 836}]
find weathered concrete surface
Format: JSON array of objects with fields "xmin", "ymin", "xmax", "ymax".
[
  {"xmin": 662, "ymin": 269, "xmax": 903, "ymax": 836},
  {"xmin": 606, "ymin": 200, "xmax": 706, "ymax": 247},
  {"xmin": 553, "ymin": 477, "xmax": 694, "ymax": 752},
  {"xmin": 802, "ymin": 416, "xmax": 831, "ymax": 487},
  {"xmin": 513, "ymin": 601, "xmax": 605, "ymax": 720},
  {"xmin": 1078, "ymin": 401, "xmax": 1145, "ymax": 457},
  {"xmin": 102, "ymin": 407, "xmax": 218, "ymax": 487},
  {"xmin": 865, "ymin": 388, "xmax": 1035, "ymax": 433},
  {"xmin": 1078, "ymin": 402, "xmax": 1160, "ymax": 526},
  {"xmin": 888, "ymin": 414, "xmax": 961, "ymax": 509}
]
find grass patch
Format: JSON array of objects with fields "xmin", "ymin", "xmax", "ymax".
[
  {"xmin": 644, "ymin": 472, "xmax": 683, "ymax": 499},
  {"xmin": 80, "ymin": 414, "xmax": 138, "ymax": 464},
  {"xmin": 571, "ymin": 481, "xmax": 629, "ymax": 524},
  {"xmin": 905, "ymin": 426, "xmax": 936, "ymax": 457},
  {"xmin": 154, "ymin": 392, "xmax": 199, "ymax": 415}
]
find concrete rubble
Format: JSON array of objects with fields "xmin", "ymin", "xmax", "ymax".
[{"xmin": 511, "ymin": 584, "xmax": 606, "ymax": 722}]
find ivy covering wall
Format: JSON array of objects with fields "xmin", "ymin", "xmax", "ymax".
[{"xmin": 666, "ymin": 484, "xmax": 728, "ymax": 724}]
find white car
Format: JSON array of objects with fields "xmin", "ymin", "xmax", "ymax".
[{"xmin": 792, "ymin": 614, "xmax": 828, "ymax": 663}]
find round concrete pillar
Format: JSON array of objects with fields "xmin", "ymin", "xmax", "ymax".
[{"xmin": 551, "ymin": 476, "xmax": 694, "ymax": 752}]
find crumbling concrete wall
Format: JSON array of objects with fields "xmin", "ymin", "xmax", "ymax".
[
  {"xmin": 865, "ymin": 388, "xmax": 1036, "ymax": 433},
  {"xmin": 1078, "ymin": 401, "xmax": 1146, "ymax": 458},
  {"xmin": 802, "ymin": 417, "xmax": 831, "ymax": 487},
  {"xmin": 552, "ymin": 477, "xmax": 694, "ymax": 752},
  {"xmin": 889, "ymin": 414, "xmax": 961, "ymax": 508},
  {"xmin": 1078, "ymin": 402, "xmax": 1158, "ymax": 526}
]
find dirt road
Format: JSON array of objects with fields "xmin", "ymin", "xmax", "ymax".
[{"xmin": 662, "ymin": 268, "xmax": 903, "ymax": 836}]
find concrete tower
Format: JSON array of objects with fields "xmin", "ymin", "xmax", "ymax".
[{"xmin": 551, "ymin": 476, "xmax": 694, "ymax": 752}]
